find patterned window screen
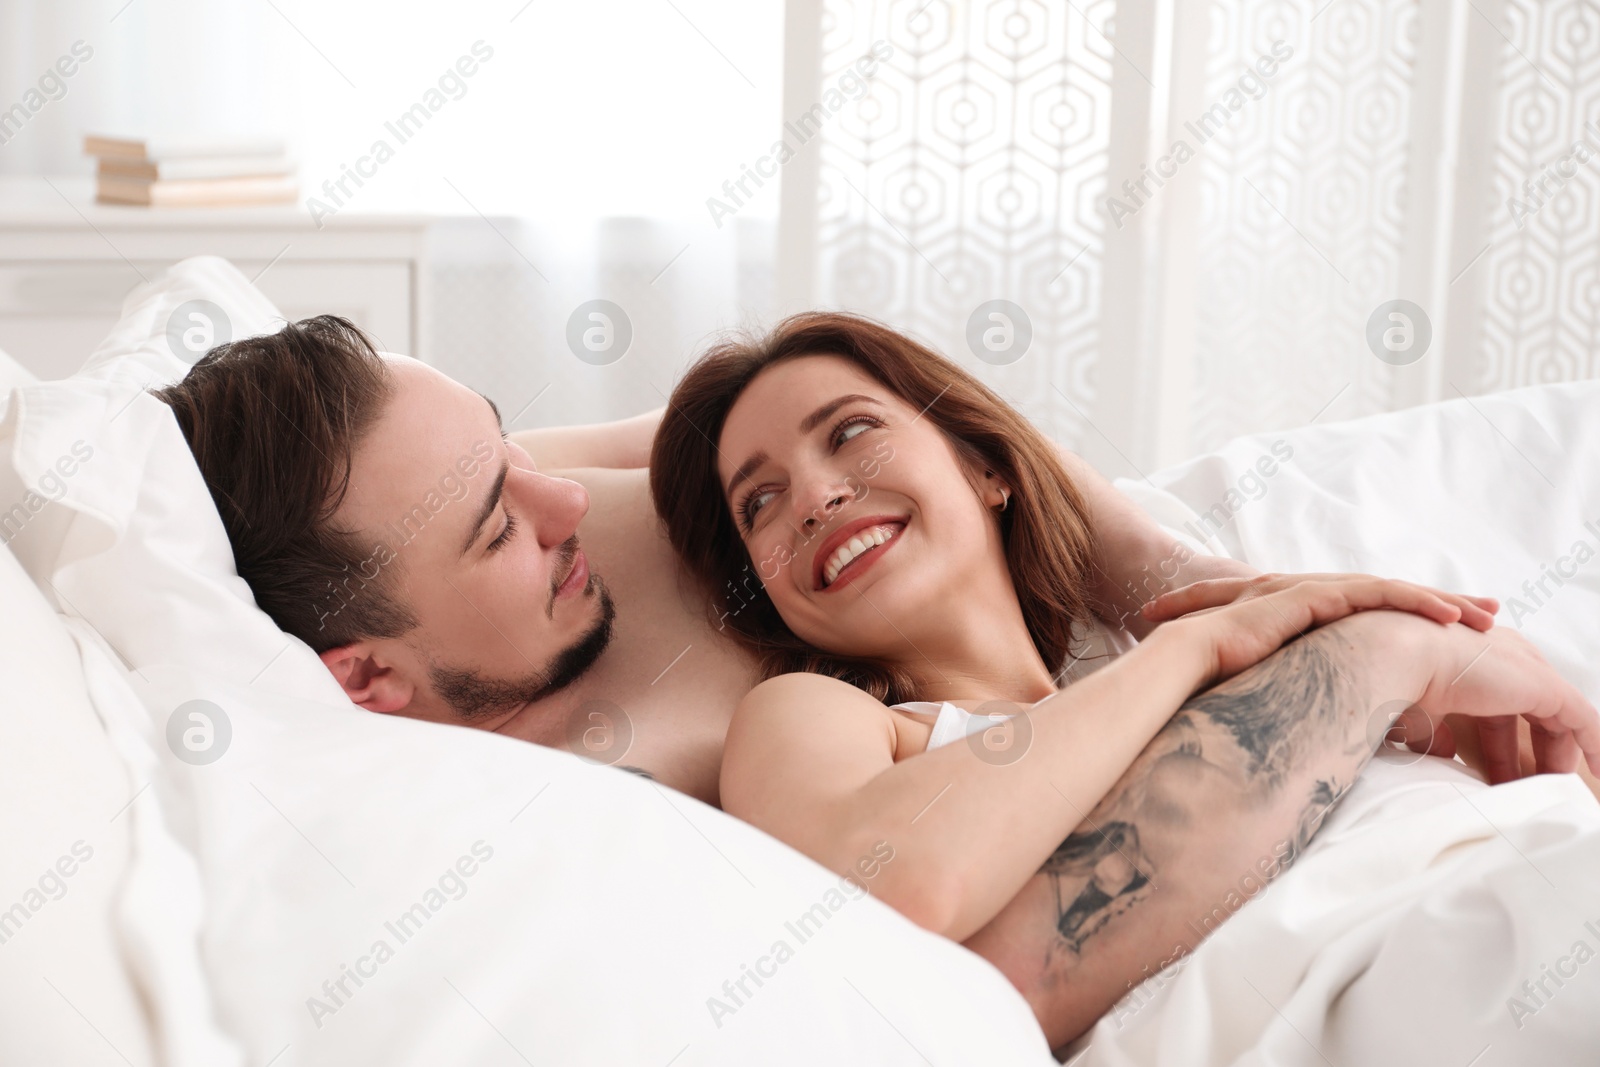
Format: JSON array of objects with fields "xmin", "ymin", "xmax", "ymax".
[
  {"xmin": 782, "ymin": 0, "xmax": 1600, "ymax": 472},
  {"xmin": 1482, "ymin": 1, "xmax": 1600, "ymax": 390},
  {"xmin": 799, "ymin": 0, "xmax": 1119, "ymax": 463}
]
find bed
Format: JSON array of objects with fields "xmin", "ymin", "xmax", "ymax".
[{"xmin": 2, "ymin": 258, "xmax": 1597, "ymax": 1066}]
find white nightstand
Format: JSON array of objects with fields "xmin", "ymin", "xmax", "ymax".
[{"xmin": 0, "ymin": 176, "xmax": 431, "ymax": 379}]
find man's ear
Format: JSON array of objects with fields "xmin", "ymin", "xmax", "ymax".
[{"xmin": 318, "ymin": 643, "xmax": 415, "ymax": 714}]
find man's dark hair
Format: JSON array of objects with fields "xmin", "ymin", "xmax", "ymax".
[{"xmin": 154, "ymin": 315, "xmax": 416, "ymax": 652}]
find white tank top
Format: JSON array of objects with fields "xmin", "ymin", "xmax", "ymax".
[
  {"xmin": 889, "ymin": 701, "xmax": 1016, "ymax": 752},
  {"xmin": 891, "ymin": 620, "xmax": 1136, "ymax": 751}
]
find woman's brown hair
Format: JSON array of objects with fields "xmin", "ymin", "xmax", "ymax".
[{"xmin": 651, "ymin": 311, "xmax": 1101, "ymax": 705}]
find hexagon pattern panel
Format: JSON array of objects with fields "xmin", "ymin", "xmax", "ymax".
[
  {"xmin": 1481, "ymin": 0, "xmax": 1600, "ymax": 392},
  {"xmin": 1190, "ymin": 0, "xmax": 1420, "ymax": 454},
  {"xmin": 808, "ymin": 0, "xmax": 1600, "ymax": 463},
  {"xmin": 813, "ymin": 0, "xmax": 1115, "ymax": 453}
]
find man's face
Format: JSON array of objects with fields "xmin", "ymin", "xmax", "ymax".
[{"xmin": 327, "ymin": 357, "xmax": 614, "ymax": 732}]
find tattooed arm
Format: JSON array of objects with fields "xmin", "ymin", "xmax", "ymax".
[
  {"xmin": 961, "ymin": 618, "xmax": 1381, "ymax": 1047},
  {"xmin": 964, "ymin": 610, "xmax": 1600, "ymax": 1048}
]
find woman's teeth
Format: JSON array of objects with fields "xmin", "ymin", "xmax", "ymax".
[{"xmin": 822, "ymin": 524, "xmax": 900, "ymax": 587}]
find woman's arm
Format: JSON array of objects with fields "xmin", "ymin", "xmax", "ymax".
[
  {"xmin": 722, "ymin": 626, "xmax": 1207, "ymax": 935},
  {"xmin": 508, "ymin": 406, "xmax": 663, "ymax": 470},
  {"xmin": 721, "ymin": 577, "xmax": 1520, "ymax": 941}
]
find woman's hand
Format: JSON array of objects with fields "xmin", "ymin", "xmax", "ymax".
[
  {"xmin": 1157, "ymin": 575, "xmax": 1498, "ymax": 690},
  {"xmin": 1142, "ymin": 572, "xmax": 1498, "ymax": 632}
]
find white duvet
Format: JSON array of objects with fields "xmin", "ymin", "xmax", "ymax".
[{"xmin": 1080, "ymin": 383, "xmax": 1600, "ymax": 1067}]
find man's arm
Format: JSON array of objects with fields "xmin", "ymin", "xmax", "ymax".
[
  {"xmin": 966, "ymin": 611, "xmax": 1418, "ymax": 1046},
  {"xmin": 1052, "ymin": 443, "xmax": 1258, "ymax": 638},
  {"xmin": 509, "ymin": 406, "xmax": 663, "ymax": 470},
  {"xmin": 969, "ymin": 612, "xmax": 1600, "ymax": 1048}
]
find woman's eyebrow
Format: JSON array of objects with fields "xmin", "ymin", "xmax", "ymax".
[
  {"xmin": 799, "ymin": 393, "xmax": 877, "ymax": 433},
  {"xmin": 726, "ymin": 394, "xmax": 880, "ymax": 497},
  {"xmin": 726, "ymin": 450, "xmax": 768, "ymax": 498}
]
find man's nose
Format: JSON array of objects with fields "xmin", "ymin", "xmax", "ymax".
[{"xmin": 524, "ymin": 472, "xmax": 589, "ymax": 548}]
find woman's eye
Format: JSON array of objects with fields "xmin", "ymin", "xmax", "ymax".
[
  {"xmin": 742, "ymin": 490, "xmax": 776, "ymax": 527},
  {"xmin": 833, "ymin": 415, "xmax": 878, "ymax": 446}
]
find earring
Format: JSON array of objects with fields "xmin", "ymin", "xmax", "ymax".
[{"xmin": 984, "ymin": 470, "xmax": 1009, "ymax": 512}]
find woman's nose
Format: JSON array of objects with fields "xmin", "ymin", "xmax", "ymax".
[{"xmin": 795, "ymin": 474, "xmax": 854, "ymax": 530}]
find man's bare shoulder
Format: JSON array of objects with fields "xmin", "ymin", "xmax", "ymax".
[
  {"xmin": 540, "ymin": 464, "xmax": 759, "ymax": 805},
  {"xmin": 554, "ymin": 465, "xmax": 654, "ymax": 525},
  {"xmin": 559, "ymin": 465, "xmax": 717, "ymax": 623}
]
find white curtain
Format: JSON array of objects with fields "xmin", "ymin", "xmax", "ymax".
[
  {"xmin": 8, "ymin": 0, "xmax": 1598, "ymax": 445},
  {"xmin": 780, "ymin": 0, "xmax": 1600, "ymax": 476},
  {"xmin": 0, "ymin": 0, "xmax": 785, "ymax": 427}
]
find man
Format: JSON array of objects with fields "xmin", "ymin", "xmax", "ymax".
[{"xmin": 157, "ymin": 314, "xmax": 1265, "ymax": 806}]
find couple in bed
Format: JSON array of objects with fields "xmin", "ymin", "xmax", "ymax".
[{"xmin": 155, "ymin": 311, "xmax": 1600, "ymax": 1048}]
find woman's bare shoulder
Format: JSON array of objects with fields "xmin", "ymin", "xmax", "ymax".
[
  {"xmin": 742, "ymin": 670, "xmax": 880, "ymax": 705},
  {"xmin": 731, "ymin": 673, "xmax": 890, "ymax": 739},
  {"xmin": 720, "ymin": 673, "xmax": 902, "ymax": 830},
  {"xmin": 727, "ymin": 673, "xmax": 935, "ymax": 771}
]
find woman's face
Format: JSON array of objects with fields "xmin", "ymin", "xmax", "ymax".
[{"xmin": 716, "ymin": 354, "xmax": 1007, "ymax": 659}]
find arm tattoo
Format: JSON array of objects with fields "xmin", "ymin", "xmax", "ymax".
[
  {"xmin": 1183, "ymin": 637, "xmax": 1344, "ymax": 787},
  {"xmin": 1044, "ymin": 822, "xmax": 1153, "ymax": 952},
  {"xmin": 1041, "ymin": 630, "xmax": 1367, "ymax": 968}
]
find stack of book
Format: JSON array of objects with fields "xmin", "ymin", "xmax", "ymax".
[{"xmin": 84, "ymin": 134, "xmax": 296, "ymax": 207}]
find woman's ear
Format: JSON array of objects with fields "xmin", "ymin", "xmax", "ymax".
[
  {"xmin": 318, "ymin": 644, "xmax": 416, "ymax": 714},
  {"xmin": 978, "ymin": 467, "xmax": 1012, "ymax": 511}
]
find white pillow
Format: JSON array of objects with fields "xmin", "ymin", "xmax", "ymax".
[
  {"xmin": 1120, "ymin": 379, "xmax": 1600, "ymax": 701},
  {"xmin": 77, "ymin": 254, "xmax": 284, "ymax": 391},
  {"xmin": 0, "ymin": 544, "xmax": 157, "ymax": 1067},
  {"xmin": 3, "ymin": 262, "xmax": 1055, "ymax": 1064}
]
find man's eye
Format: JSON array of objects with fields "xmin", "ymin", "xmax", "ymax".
[{"xmin": 487, "ymin": 514, "xmax": 518, "ymax": 551}]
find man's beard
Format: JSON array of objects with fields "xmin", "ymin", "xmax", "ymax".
[{"xmin": 428, "ymin": 574, "xmax": 617, "ymax": 721}]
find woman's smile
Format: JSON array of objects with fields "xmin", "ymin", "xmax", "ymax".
[{"xmin": 814, "ymin": 516, "xmax": 908, "ymax": 591}]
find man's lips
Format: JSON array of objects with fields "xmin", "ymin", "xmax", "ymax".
[
  {"xmin": 812, "ymin": 514, "xmax": 907, "ymax": 591},
  {"xmin": 555, "ymin": 548, "xmax": 589, "ymax": 601}
]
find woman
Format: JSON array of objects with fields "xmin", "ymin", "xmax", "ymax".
[{"xmin": 650, "ymin": 312, "xmax": 1600, "ymax": 1047}]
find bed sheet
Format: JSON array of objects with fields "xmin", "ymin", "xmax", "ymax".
[{"xmin": 1081, "ymin": 380, "xmax": 1600, "ymax": 1066}]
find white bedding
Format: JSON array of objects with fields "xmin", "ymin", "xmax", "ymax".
[
  {"xmin": 1123, "ymin": 379, "xmax": 1600, "ymax": 705},
  {"xmin": 1080, "ymin": 385, "xmax": 1600, "ymax": 1066}
]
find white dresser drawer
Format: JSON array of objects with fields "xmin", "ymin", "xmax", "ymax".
[{"xmin": 0, "ymin": 259, "xmax": 415, "ymax": 379}]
